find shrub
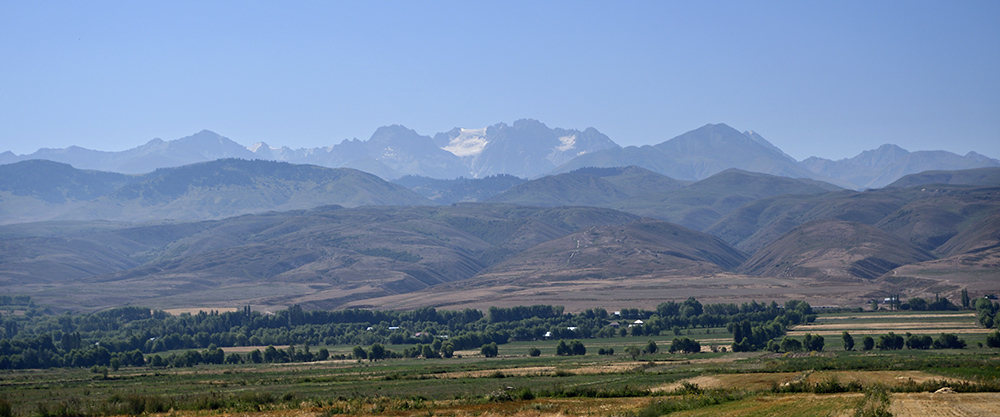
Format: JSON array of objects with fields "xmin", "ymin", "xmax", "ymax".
[
  {"xmin": 513, "ymin": 387, "xmax": 535, "ymax": 400},
  {"xmin": 854, "ymin": 384, "xmax": 892, "ymax": 417},
  {"xmin": 0, "ymin": 399, "xmax": 12, "ymax": 417}
]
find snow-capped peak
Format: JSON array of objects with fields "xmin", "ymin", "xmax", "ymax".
[
  {"xmin": 248, "ymin": 142, "xmax": 268, "ymax": 152},
  {"xmin": 556, "ymin": 134, "xmax": 577, "ymax": 152},
  {"xmin": 443, "ymin": 128, "xmax": 488, "ymax": 157}
]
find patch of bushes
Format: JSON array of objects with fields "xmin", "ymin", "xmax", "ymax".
[
  {"xmin": 633, "ymin": 390, "xmax": 752, "ymax": 417},
  {"xmin": 538, "ymin": 385, "xmax": 648, "ymax": 398},
  {"xmin": 854, "ymin": 384, "xmax": 892, "ymax": 417},
  {"xmin": 668, "ymin": 337, "xmax": 700, "ymax": 354},
  {"xmin": 555, "ymin": 340, "xmax": 586, "ymax": 356}
]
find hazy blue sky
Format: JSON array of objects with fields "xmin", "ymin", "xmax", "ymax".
[{"xmin": 2, "ymin": 1, "xmax": 998, "ymax": 160}]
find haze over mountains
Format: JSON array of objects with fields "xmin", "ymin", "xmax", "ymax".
[
  {"xmin": 0, "ymin": 159, "xmax": 428, "ymax": 225},
  {"xmin": 2, "ymin": 159, "xmax": 998, "ymax": 312},
  {"xmin": 2, "ymin": 119, "xmax": 998, "ymax": 313},
  {"xmin": 2, "ymin": 120, "xmax": 996, "ymax": 190}
]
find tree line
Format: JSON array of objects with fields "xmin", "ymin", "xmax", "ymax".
[{"xmin": 1, "ymin": 293, "xmax": 995, "ymax": 370}]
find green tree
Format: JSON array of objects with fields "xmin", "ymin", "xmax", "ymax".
[
  {"xmin": 480, "ymin": 342, "xmax": 498, "ymax": 358},
  {"xmin": 842, "ymin": 331, "xmax": 855, "ymax": 351},
  {"xmin": 804, "ymin": 333, "xmax": 824, "ymax": 351},
  {"xmin": 780, "ymin": 336, "xmax": 801, "ymax": 352},
  {"xmin": 907, "ymin": 297, "xmax": 928, "ymax": 311},
  {"xmin": 150, "ymin": 354, "xmax": 165, "ymax": 367},
  {"xmin": 368, "ymin": 344, "xmax": 386, "ymax": 361},
  {"xmin": 986, "ymin": 331, "xmax": 1000, "ymax": 348},
  {"xmin": 422, "ymin": 344, "xmax": 438, "ymax": 359},
  {"xmin": 644, "ymin": 340, "xmax": 658, "ymax": 354},
  {"xmin": 932, "ymin": 333, "xmax": 966, "ymax": 349},
  {"xmin": 352, "ymin": 346, "xmax": 367, "ymax": 360},
  {"xmin": 570, "ymin": 340, "xmax": 586, "ymax": 356},
  {"xmin": 528, "ymin": 347, "xmax": 541, "ymax": 357},
  {"xmin": 905, "ymin": 334, "xmax": 932, "ymax": 349},
  {"xmin": 961, "ymin": 289, "xmax": 971, "ymax": 309},
  {"xmin": 877, "ymin": 333, "xmax": 904, "ymax": 350},
  {"xmin": 555, "ymin": 340, "xmax": 570, "ymax": 356},
  {"xmin": 861, "ymin": 335, "xmax": 875, "ymax": 351},
  {"xmin": 669, "ymin": 337, "xmax": 701, "ymax": 354},
  {"xmin": 625, "ymin": 345, "xmax": 642, "ymax": 360},
  {"xmin": 263, "ymin": 345, "xmax": 279, "ymax": 362}
]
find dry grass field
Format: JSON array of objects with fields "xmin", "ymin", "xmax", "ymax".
[
  {"xmin": 890, "ymin": 392, "xmax": 1000, "ymax": 417},
  {"xmin": 343, "ymin": 272, "xmax": 882, "ymax": 313},
  {"xmin": 788, "ymin": 311, "xmax": 988, "ymax": 336}
]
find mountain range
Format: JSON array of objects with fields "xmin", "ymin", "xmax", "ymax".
[
  {"xmin": 2, "ymin": 120, "xmax": 996, "ymax": 189},
  {"xmin": 0, "ymin": 159, "xmax": 428, "ymax": 225},
  {"xmin": 2, "ymin": 157, "xmax": 998, "ymax": 311},
  {"xmin": 2, "ymin": 119, "xmax": 999, "ymax": 313}
]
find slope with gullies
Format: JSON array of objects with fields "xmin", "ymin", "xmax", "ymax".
[
  {"xmin": 708, "ymin": 183, "xmax": 1000, "ymax": 257},
  {"xmin": 1, "ymin": 204, "xmax": 644, "ymax": 311},
  {"xmin": 490, "ymin": 167, "xmax": 839, "ymax": 231},
  {"xmin": 3, "ymin": 155, "xmax": 999, "ymax": 312},
  {"xmin": 738, "ymin": 219, "xmax": 936, "ymax": 280},
  {"xmin": 470, "ymin": 218, "xmax": 748, "ymax": 284}
]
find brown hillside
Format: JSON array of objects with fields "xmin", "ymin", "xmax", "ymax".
[
  {"xmin": 2, "ymin": 204, "xmax": 640, "ymax": 311},
  {"xmin": 934, "ymin": 209, "xmax": 1000, "ymax": 256},
  {"xmin": 469, "ymin": 218, "xmax": 747, "ymax": 285},
  {"xmin": 739, "ymin": 219, "xmax": 935, "ymax": 280}
]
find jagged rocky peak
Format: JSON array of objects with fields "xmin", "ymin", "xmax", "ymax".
[{"xmin": 440, "ymin": 127, "xmax": 488, "ymax": 158}]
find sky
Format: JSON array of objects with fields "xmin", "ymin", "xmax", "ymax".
[{"xmin": 1, "ymin": 1, "xmax": 998, "ymax": 161}]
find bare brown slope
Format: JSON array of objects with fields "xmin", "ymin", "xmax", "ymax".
[
  {"xmin": 739, "ymin": 219, "xmax": 935, "ymax": 280},
  {"xmin": 877, "ymin": 246, "xmax": 1000, "ymax": 302},
  {"xmin": 934, "ymin": 209, "xmax": 1000, "ymax": 256},
  {"xmin": 436, "ymin": 219, "xmax": 746, "ymax": 289},
  {"xmin": 708, "ymin": 185, "xmax": 1000, "ymax": 256},
  {"xmin": 4, "ymin": 204, "xmax": 640, "ymax": 311},
  {"xmin": 875, "ymin": 187, "xmax": 1000, "ymax": 252}
]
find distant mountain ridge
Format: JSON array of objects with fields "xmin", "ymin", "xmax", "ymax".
[
  {"xmin": 0, "ymin": 159, "xmax": 429, "ymax": 224},
  {"xmin": 489, "ymin": 167, "xmax": 839, "ymax": 231},
  {"xmin": 552, "ymin": 123, "xmax": 842, "ymax": 185},
  {"xmin": 801, "ymin": 144, "xmax": 999, "ymax": 189},
  {"xmin": 1, "ymin": 130, "xmax": 259, "ymax": 174},
  {"xmin": 2, "ymin": 161, "xmax": 998, "ymax": 311},
  {"xmin": 2, "ymin": 121, "xmax": 996, "ymax": 189},
  {"xmin": 432, "ymin": 119, "xmax": 620, "ymax": 178}
]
